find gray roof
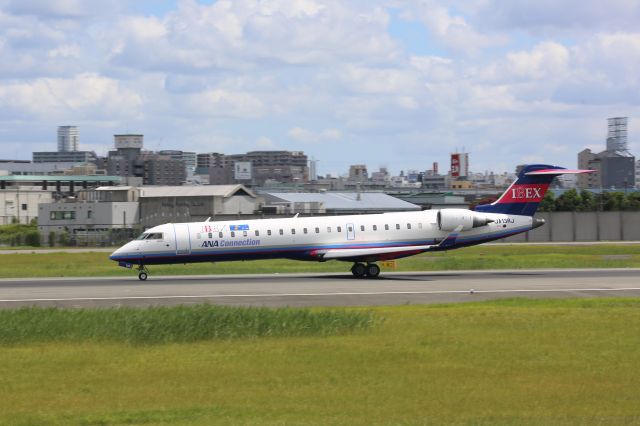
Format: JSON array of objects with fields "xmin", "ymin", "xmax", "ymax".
[
  {"xmin": 139, "ymin": 184, "xmax": 255, "ymax": 198},
  {"xmin": 263, "ymin": 192, "xmax": 420, "ymax": 211}
]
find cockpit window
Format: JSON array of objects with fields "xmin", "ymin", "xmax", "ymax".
[{"xmin": 136, "ymin": 232, "xmax": 164, "ymax": 240}]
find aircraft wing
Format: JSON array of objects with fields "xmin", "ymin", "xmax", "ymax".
[{"xmin": 313, "ymin": 225, "xmax": 464, "ymax": 261}]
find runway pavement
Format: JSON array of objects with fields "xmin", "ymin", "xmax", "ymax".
[{"xmin": 0, "ymin": 268, "xmax": 638, "ymax": 309}]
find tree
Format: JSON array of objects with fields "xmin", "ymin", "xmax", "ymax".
[
  {"xmin": 538, "ymin": 191, "xmax": 556, "ymax": 212},
  {"xmin": 626, "ymin": 192, "xmax": 640, "ymax": 210},
  {"xmin": 579, "ymin": 190, "xmax": 596, "ymax": 211},
  {"xmin": 555, "ymin": 189, "xmax": 580, "ymax": 211}
]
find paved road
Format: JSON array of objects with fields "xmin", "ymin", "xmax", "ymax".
[{"xmin": 0, "ymin": 268, "xmax": 638, "ymax": 309}]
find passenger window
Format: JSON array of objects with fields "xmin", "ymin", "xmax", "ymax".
[
  {"xmin": 385, "ymin": 224, "xmax": 389, "ymax": 231},
  {"xmin": 327, "ymin": 227, "xmax": 332, "ymax": 233},
  {"xmin": 396, "ymin": 224, "xmax": 400, "ymax": 230},
  {"xmin": 373, "ymin": 225, "xmax": 377, "ymax": 231},
  {"xmin": 208, "ymin": 233, "xmax": 213, "ymax": 239},
  {"xmin": 255, "ymin": 230, "xmax": 259, "ymax": 236},
  {"xmin": 360, "ymin": 225, "xmax": 365, "ymax": 232},
  {"xmin": 279, "ymin": 229, "xmax": 283, "ymax": 235},
  {"xmin": 407, "ymin": 223, "xmax": 411, "ymax": 230},
  {"xmin": 303, "ymin": 228, "xmax": 308, "ymax": 234},
  {"xmin": 243, "ymin": 230, "xmax": 248, "ymax": 237},
  {"xmin": 230, "ymin": 231, "xmax": 235, "ymax": 237},
  {"xmin": 267, "ymin": 230, "xmax": 272, "ymax": 236},
  {"xmin": 291, "ymin": 228, "xmax": 296, "ymax": 235},
  {"xmin": 337, "ymin": 226, "xmax": 342, "ymax": 232},
  {"xmin": 315, "ymin": 227, "xmax": 319, "ymax": 233},
  {"xmin": 219, "ymin": 232, "xmax": 223, "ymax": 238}
]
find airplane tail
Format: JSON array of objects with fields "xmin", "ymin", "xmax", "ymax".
[{"xmin": 474, "ymin": 164, "xmax": 593, "ymax": 216}]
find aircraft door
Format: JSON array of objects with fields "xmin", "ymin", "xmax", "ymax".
[
  {"xmin": 346, "ymin": 223, "xmax": 355, "ymax": 240},
  {"xmin": 173, "ymin": 223, "xmax": 192, "ymax": 255}
]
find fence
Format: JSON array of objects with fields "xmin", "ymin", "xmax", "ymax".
[{"xmin": 502, "ymin": 211, "xmax": 640, "ymax": 242}]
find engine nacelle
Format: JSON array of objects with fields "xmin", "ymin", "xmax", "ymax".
[{"xmin": 437, "ymin": 209, "xmax": 493, "ymax": 231}]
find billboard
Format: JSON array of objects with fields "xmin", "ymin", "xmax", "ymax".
[
  {"xmin": 234, "ymin": 161, "xmax": 252, "ymax": 180},
  {"xmin": 451, "ymin": 153, "xmax": 468, "ymax": 178}
]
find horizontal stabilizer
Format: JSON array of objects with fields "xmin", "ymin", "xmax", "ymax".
[{"xmin": 525, "ymin": 169, "xmax": 594, "ymax": 176}]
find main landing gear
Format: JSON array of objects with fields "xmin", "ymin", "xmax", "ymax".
[
  {"xmin": 137, "ymin": 265, "xmax": 150, "ymax": 281},
  {"xmin": 351, "ymin": 262, "xmax": 380, "ymax": 279}
]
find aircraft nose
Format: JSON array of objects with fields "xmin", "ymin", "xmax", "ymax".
[{"xmin": 110, "ymin": 246, "xmax": 126, "ymax": 261}]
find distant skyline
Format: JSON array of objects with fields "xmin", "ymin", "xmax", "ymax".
[{"xmin": 0, "ymin": 0, "xmax": 639, "ymax": 175}]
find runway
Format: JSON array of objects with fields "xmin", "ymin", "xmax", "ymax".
[{"xmin": 0, "ymin": 268, "xmax": 638, "ymax": 309}]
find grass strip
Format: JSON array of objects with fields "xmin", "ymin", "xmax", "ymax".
[
  {"xmin": 1, "ymin": 298, "xmax": 640, "ymax": 424},
  {"xmin": 0, "ymin": 305, "xmax": 376, "ymax": 344},
  {"xmin": 0, "ymin": 244, "xmax": 640, "ymax": 278}
]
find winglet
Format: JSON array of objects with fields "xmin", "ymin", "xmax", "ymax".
[{"xmin": 436, "ymin": 225, "xmax": 464, "ymax": 249}]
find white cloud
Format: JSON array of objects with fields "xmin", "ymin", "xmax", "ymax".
[
  {"xmin": 0, "ymin": 74, "xmax": 143, "ymax": 120},
  {"xmin": 400, "ymin": 1, "xmax": 506, "ymax": 55},
  {"xmin": 506, "ymin": 41, "xmax": 570, "ymax": 80},
  {"xmin": 288, "ymin": 127, "xmax": 342, "ymax": 144}
]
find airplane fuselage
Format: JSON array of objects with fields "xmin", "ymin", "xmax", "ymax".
[{"xmin": 109, "ymin": 209, "xmax": 533, "ymax": 267}]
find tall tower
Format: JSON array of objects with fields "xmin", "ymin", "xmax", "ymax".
[
  {"xmin": 606, "ymin": 117, "xmax": 628, "ymax": 154},
  {"xmin": 57, "ymin": 126, "xmax": 79, "ymax": 152}
]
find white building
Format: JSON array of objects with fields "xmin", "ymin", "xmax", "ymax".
[{"xmin": 57, "ymin": 126, "xmax": 79, "ymax": 152}]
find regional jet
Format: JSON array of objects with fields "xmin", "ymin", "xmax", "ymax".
[{"xmin": 110, "ymin": 164, "xmax": 591, "ymax": 280}]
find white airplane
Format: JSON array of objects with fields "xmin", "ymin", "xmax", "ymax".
[{"xmin": 110, "ymin": 164, "xmax": 591, "ymax": 280}]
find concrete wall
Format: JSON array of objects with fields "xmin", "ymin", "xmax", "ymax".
[
  {"xmin": 0, "ymin": 189, "xmax": 52, "ymax": 225},
  {"xmin": 38, "ymin": 201, "xmax": 140, "ymax": 234},
  {"xmin": 502, "ymin": 211, "xmax": 640, "ymax": 242}
]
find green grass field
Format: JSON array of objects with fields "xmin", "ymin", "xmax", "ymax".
[
  {"xmin": 0, "ymin": 244, "xmax": 639, "ymax": 278},
  {"xmin": 1, "ymin": 299, "xmax": 640, "ymax": 425}
]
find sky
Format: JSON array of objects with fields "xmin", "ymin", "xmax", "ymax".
[{"xmin": 1, "ymin": 0, "xmax": 639, "ymax": 176}]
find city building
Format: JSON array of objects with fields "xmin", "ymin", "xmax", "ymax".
[
  {"xmin": 1, "ymin": 174, "xmax": 121, "ymax": 225},
  {"xmin": 208, "ymin": 151, "xmax": 309, "ymax": 186},
  {"xmin": 37, "ymin": 184, "xmax": 259, "ymax": 243},
  {"xmin": 105, "ymin": 135, "xmax": 186, "ymax": 186},
  {"xmin": 158, "ymin": 150, "xmax": 196, "ymax": 173},
  {"xmin": 57, "ymin": 126, "xmax": 79, "ymax": 152},
  {"xmin": 261, "ymin": 192, "xmax": 420, "ymax": 215},
  {"xmin": 32, "ymin": 126, "xmax": 97, "ymax": 164},
  {"xmin": 450, "ymin": 152, "xmax": 469, "ymax": 178},
  {"xmin": 1, "ymin": 161, "xmax": 81, "ymax": 176},
  {"xmin": 392, "ymin": 193, "xmax": 468, "ymax": 210},
  {"xmin": 577, "ymin": 117, "xmax": 635, "ymax": 190},
  {"xmin": 348, "ymin": 165, "xmax": 368, "ymax": 182},
  {"xmin": 33, "ymin": 150, "xmax": 97, "ymax": 164},
  {"xmin": 196, "ymin": 152, "xmax": 226, "ymax": 172},
  {"xmin": 139, "ymin": 185, "xmax": 258, "ymax": 226}
]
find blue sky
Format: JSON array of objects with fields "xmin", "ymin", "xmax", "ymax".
[{"xmin": 0, "ymin": 0, "xmax": 639, "ymax": 176}]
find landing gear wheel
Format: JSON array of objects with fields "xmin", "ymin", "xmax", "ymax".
[
  {"xmin": 138, "ymin": 271, "xmax": 148, "ymax": 281},
  {"xmin": 351, "ymin": 263, "xmax": 366, "ymax": 278},
  {"xmin": 366, "ymin": 263, "xmax": 380, "ymax": 278}
]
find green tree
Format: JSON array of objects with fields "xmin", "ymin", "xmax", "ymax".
[
  {"xmin": 538, "ymin": 191, "xmax": 556, "ymax": 212},
  {"xmin": 25, "ymin": 231, "xmax": 41, "ymax": 247},
  {"xmin": 555, "ymin": 189, "xmax": 581, "ymax": 211},
  {"xmin": 600, "ymin": 191, "xmax": 627, "ymax": 211},
  {"xmin": 626, "ymin": 192, "xmax": 640, "ymax": 210},
  {"xmin": 579, "ymin": 190, "xmax": 596, "ymax": 211}
]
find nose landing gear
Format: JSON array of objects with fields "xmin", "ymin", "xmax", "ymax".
[
  {"xmin": 351, "ymin": 262, "xmax": 380, "ymax": 279},
  {"xmin": 137, "ymin": 265, "xmax": 150, "ymax": 281}
]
